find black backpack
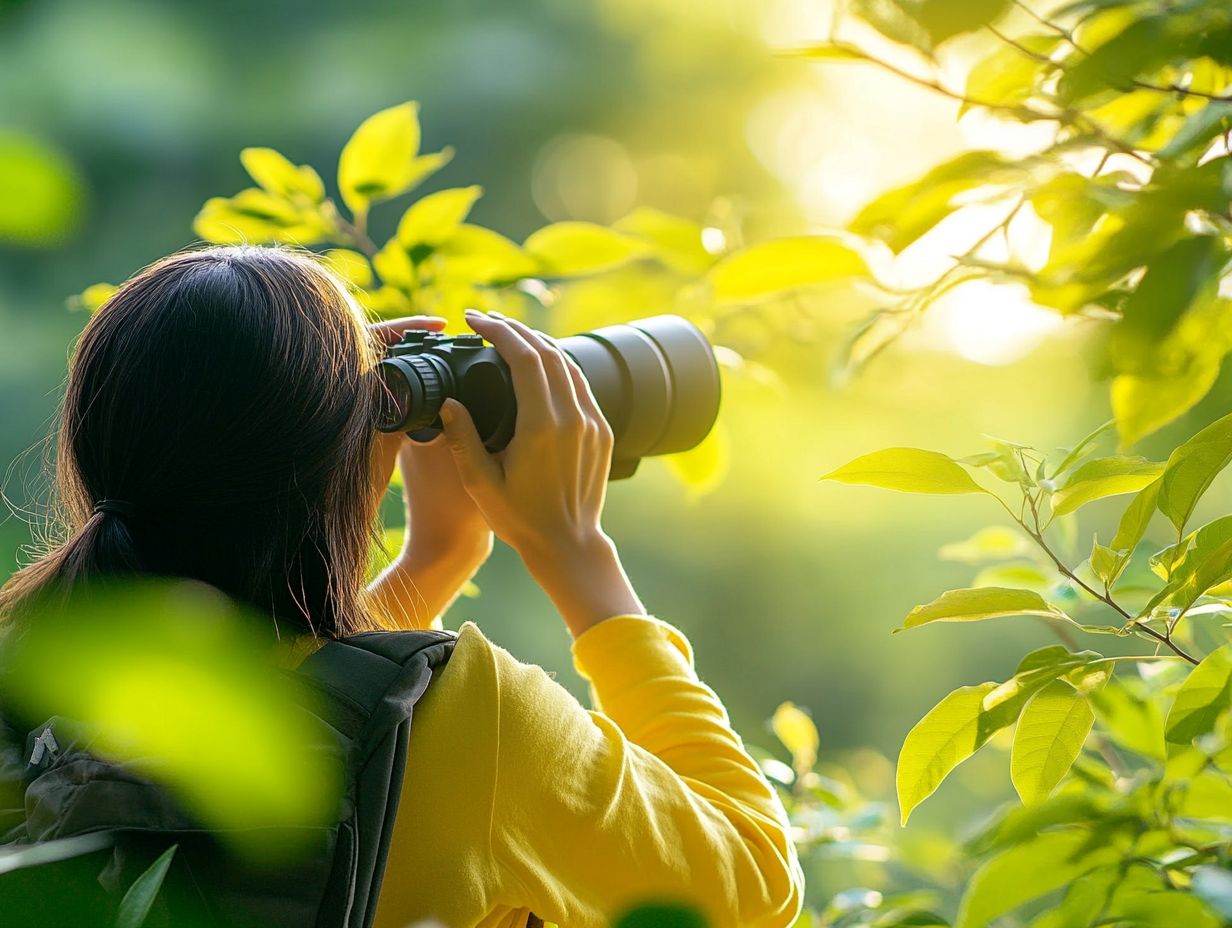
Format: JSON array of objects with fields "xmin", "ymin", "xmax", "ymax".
[{"xmin": 0, "ymin": 628, "xmax": 457, "ymax": 928}]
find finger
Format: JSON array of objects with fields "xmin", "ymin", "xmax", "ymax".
[
  {"xmin": 491, "ymin": 312, "xmax": 578, "ymax": 416},
  {"xmin": 370, "ymin": 316, "xmax": 448, "ymax": 345},
  {"xmin": 462, "ymin": 310, "xmax": 553, "ymax": 427},
  {"xmin": 438, "ymin": 398, "xmax": 502, "ymax": 497},
  {"xmin": 558, "ymin": 345, "xmax": 606, "ymax": 425}
]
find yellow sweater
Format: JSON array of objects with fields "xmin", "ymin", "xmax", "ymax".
[{"xmin": 371, "ymin": 615, "xmax": 805, "ymax": 928}]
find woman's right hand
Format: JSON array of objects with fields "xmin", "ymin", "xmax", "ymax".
[{"xmin": 438, "ymin": 308, "xmax": 646, "ymax": 636}]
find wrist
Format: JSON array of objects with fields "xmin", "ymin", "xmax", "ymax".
[{"xmin": 520, "ymin": 531, "xmax": 647, "ymax": 638}]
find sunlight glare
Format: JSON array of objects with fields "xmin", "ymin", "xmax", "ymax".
[{"xmin": 925, "ymin": 279, "xmax": 1063, "ymax": 366}]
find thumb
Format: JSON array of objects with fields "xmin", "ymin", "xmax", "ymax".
[{"xmin": 439, "ymin": 398, "xmax": 501, "ymax": 493}]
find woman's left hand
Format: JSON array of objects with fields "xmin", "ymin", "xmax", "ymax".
[{"xmin": 370, "ymin": 317, "xmax": 494, "ymax": 566}]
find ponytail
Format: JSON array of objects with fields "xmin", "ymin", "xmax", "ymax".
[{"xmin": 0, "ymin": 508, "xmax": 143, "ymax": 623}]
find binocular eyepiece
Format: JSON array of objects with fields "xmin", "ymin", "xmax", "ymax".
[{"xmin": 375, "ymin": 314, "xmax": 721, "ymax": 480}]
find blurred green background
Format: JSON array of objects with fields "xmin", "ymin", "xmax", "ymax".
[{"xmin": 7, "ymin": 0, "xmax": 1231, "ymax": 891}]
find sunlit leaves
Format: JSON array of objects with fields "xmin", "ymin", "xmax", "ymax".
[
  {"xmin": 708, "ymin": 236, "xmax": 869, "ymax": 303},
  {"xmin": 821, "ymin": 448, "xmax": 984, "ymax": 494},
  {"xmin": 1158, "ymin": 411, "xmax": 1232, "ymax": 535},
  {"xmin": 914, "ymin": 0, "xmax": 1011, "ymax": 46},
  {"xmin": 965, "ymin": 35, "xmax": 1058, "ymax": 109},
  {"xmin": 898, "ymin": 682, "xmax": 998, "ymax": 824},
  {"xmin": 939, "ymin": 526, "xmax": 1030, "ymax": 563},
  {"xmin": 71, "ymin": 282, "xmax": 119, "ymax": 314},
  {"xmin": 1057, "ymin": 15, "xmax": 1168, "ymax": 104},
  {"xmin": 956, "ymin": 830, "xmax": 1119, "ymax": 928},
  {"xmin": 322, "ymin": 248, "xmax": 374, "ymax": 289},
  {"xmin": 0, "ymin": 581, "xmax": 342, "ymax": 856},
  {"xmin": 433, "ymin": 224, "xmax": 538, "ymax": 284},
  {"xmin": 0, "ymin": 130, "xmax": 84, "ymax": 246},
  {"xmin": 396, "ymin": 185, "xmax": 482, "ymax": 248},
  {"xmin": 337, "ymin": 102, "xmax": 450, "ymax": 217},
  {"xmin": 1049, "ymin": 456, "xmax": 1163, "ymax": 516},
  {"xmin": 240, "ymin": 147, "xmax": 325, "ymax": 203},
  {"xmin": 115, "ymin": 845, "xmax": 178, "ymax": 928},
  {"xmin": 1113, "ymin": 358, "xmax": 1224, "ymax": 450},
  {"xmin": 662, "ymin": 420, "xmax": 729, "ymax": 500},
  {"xmin": 1011, "ymin": 680, "xmax": 1094, "ymax": 804},
  {"xmin": 850, "ymin": 152, "xmax": 1014, "ymax": 253},
  {"xmin": 772, "ymin": 701, "xmax": 820, "ymax": 777},
  {"xmin": 193, "ymin": 188, "xmax": 330, "ymax": 246},
  {"xmin": 613, "ymin": 207, "xmax": 715, "ymax": 275},
  {"xmin": 524, "ymin": 221, "xmax": 648, "ymax": 277},
  {"xmin": 900, "ymin": 587, "xmax": 1065, "ymax": 631},
  {"xmin": 1165, "ymin": 646, "xmax": 1232, "ymax": 744}
]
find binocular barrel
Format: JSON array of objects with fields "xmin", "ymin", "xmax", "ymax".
[{"xmin": 375, "ymin": 314, "xmax": 721, "ymax": 480}]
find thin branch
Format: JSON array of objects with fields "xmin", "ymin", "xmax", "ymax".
[
  {"xmin": 1012, "ymin": 0, "xmax": 1079, "ymax": 47},
  {"xmin": 1131, "ymin": 79, "xmax": 1232, "ymax": 103}
]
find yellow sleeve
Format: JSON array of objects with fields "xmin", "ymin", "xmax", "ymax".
[{"xmin": 487, "ymin": 614, "xmax": 805, "ymax": 928}]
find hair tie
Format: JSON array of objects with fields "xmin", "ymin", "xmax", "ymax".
[{"xmin": 93, "ymin": 499, "xmax": 136, "ymax": 519}]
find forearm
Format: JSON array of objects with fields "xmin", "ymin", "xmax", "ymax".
[{"xmin": 368, "ymin": 532, "xmax": 491, "ymax": 630}]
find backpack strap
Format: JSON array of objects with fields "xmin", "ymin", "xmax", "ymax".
[{"xmin": 294, "ymin": 628, "xmax": 456, "ymax": 928}]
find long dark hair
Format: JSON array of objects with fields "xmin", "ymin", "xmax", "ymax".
[{"xmin": 0, "ymin": 245, "xmax": 389, "ymax": 638}]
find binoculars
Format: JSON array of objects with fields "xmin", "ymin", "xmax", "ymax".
[{"xmin": 375, "ymin": 314, "xmax": 721, "ymax": 479}]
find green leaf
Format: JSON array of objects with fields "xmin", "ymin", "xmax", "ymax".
[
  {"xmin": 916, "ymin": 0, "xmax": 1011, "ymax": 45},
  {"xmin": 938, "ymin": 526, "xmax": 1030, "ymax": 563},
  {"xmin": 1112, "ymin": 236, "xmax": 1226, "ymax": 372},
  {"xmin": 1165, "ymin": 645, "xmax": 1232, "ymax": 744},
  {"xmin": 964, "ymin": 35, "xmax": 1058, "ymax": 110},
  {"xmin": 239, "ymin": 147, "xmax": 325, "ymax": 203},
  {"xmin": 1011, "ymin": 680, "xmax": 1094, "ymax": 804},
  {"xmin": 956, "ymin": 831, "xmax": 1118, "ymax": 928},
  {"xmin": 1109, "ymin": 477, "xmax": 1161, "ymax": 554},
  {"xmin": 321, "ymin": 249, "xmax": 373, "ymax": 290},
  {"xmin": 373, "ymin": 240, "xmax": 416, "ymax": 290},
  {"xmin": 1113, "ymin": 357, "xmax": 1224, "ymax": 450},
  {"xmin": 115, "ymin": 844, "xmax": 178, "ymax": 928},
  {"xmin": 1158, "ymin": 411, "xmax": 1232, "ymax": 535},
  {"xmin": 524, "ymin": 221, "xmax": 648, "ymax": 277},
  {"xmin": 0, "ymin": 130, "xmax": 84, "ymax": 247},
  {"xmin": 1090, "ymin": 679, "xmax": 1165, "ymax": 760},
  {"xmin": 663, "ymin": 420, "xmax": 729, "ymax": 499},
  {"xmin": 897, "ymin": 682, "xmax": 998, "ymax": 824},
  {"xmin": 900, "ymin": 587, "xmax": 1064, "ymax": 631},
  {"xmin": 780, "ymin": 42, "xmax": 872, "ymax": 62},
  {"xmin": 1049, "ymin": 419, "xmax": 1116, "ymax": 480},
  {"xmin": 708, "ymin": 236, "xmax": 869, "ymax": 303},
  {"xmin": 850, "ymin": 151, "xmax": 1014, "ymax": 253},
  {"xmin": 396, "ymin": 185, "xmax": 482, "ymax": 248},
  {"xmin": 192, "ymin": 189, "xmax": 329, "ymax": 246},
  {"xmin": 1049, "ymin": 456, "xmax": 1163, "ymax": 517},
  {"xmin": 613, "ymin": 207, "xmax": 714, "ymax": 274},
  {"xmin": 821, "ymin": 448, "xmax": 985, "ymax": 495},
  {"xmin": 1160, "ymin": 101, "xmax": 1232, "ymax": 163},
  {"xmin": 337, "ymin": 102, "xmax": 423, "ymax": 216},
  {"xmin": 1058, "ymin": 15, "xmax": 1168, "ymax": 104},
  {"xmin": 1090, "ymin": 539, "xmax": 1121, "ymax": 587},
  {"xmin": 72, "ymin": 282, "xmax": 119, "ymax": 314},
  {"xmin": 433, "ymin": 224, "xmax": 538, "ymax": 284},
  {"xmin": 772, "ymin": 701, "xmax": 819, "ymax": 775}
]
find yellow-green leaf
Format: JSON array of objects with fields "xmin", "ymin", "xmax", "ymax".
[
  {"xmin": 772, "ymin": 701, "xmax": 819, "ymax": 775},
  {"xmin": 73, "ymin": 282, "xmax": 119, "ymax": 313},
  {"xmin": 240, "ymin": 147, "xmax": 325, "ymax": 202},
  {"xmin": 1166, "ymin": 645, "xmax": 1232, "ymax": 745},
  {"xmin": 822, "ymin": 447, "xmax": 984, "ymax": 495},
  {"xmin": 1010, "ymin": 679, "xmax": 1094, "ymax": 803},
  {"xmin": 939, "ymin": 526, "xmax": 1031, "ymax": 563},
  {"xmin": 524, "ymin": 221, "xmax": 648, "ymax": 277},
  {"xmin": 1158, "ymin": 411, "xmax": 1232, "ymax": 535},
  {"xmin": 1113, "ymin": 359, "xmax": 1223, "ymax": 449},
  {"xmin": 897, "ymin": 682, "xmax": 998, "ymax": 824},
  {"xmin": 1049, "ymin": 455, "xmax": 1164, "ymax": 516},
  {"xmin": 373, "ymin": 240, "xmax": 416, "ymax": 290},
  {"xmin": 337, "ymin": 102, "xmax": 422, "ymax": 216},
  {"xmin": 397, "ymin": 185, "xmax": 482, "ymax": 248},
  {"xmin": 901, "ymin": 587, "xmax": 1064, "ymax": 631},
  {"xmin": 322, "ymin": 249, "xmax": 374, "ymax": 289},
  {"xmin": 662, "ymin": 421, "xmax": 728, "ymax": 500},
  {"xmin": 192, "ymin": 190, "xmax": 329, "ymax": 246},
  {"xmin": 613, "ymin": 207, "xmax": 714, "ymax": 274},
  {"xmin": 708, "ymin": 236, "xmax": 869, "ymax": 304},
  {"xmin": 434, "ymin": 224, "xmax": 538, "ymax": 284}
]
